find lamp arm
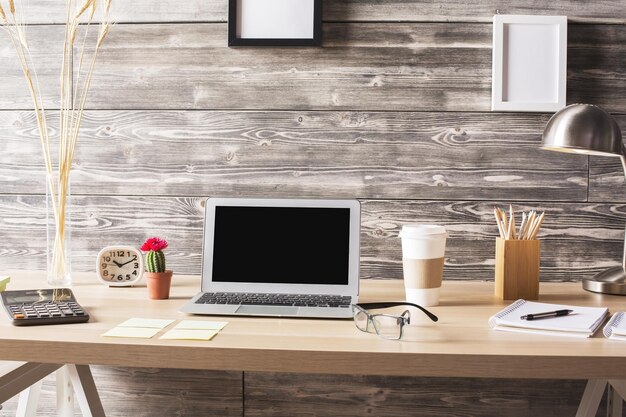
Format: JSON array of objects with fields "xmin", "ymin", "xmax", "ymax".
[
  {"xmin": 621, "ymin": 146, "xmax": 626, "ymax": 182},
  {"xmin": 623, "ymin": 224, "xmax": 626, "ymax": 271},
  {"xmin": 621, "ymin": 146, "xmax": 626, "ymax": 270}
]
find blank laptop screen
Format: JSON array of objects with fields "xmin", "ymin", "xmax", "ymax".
[{"xmin": 212, "ymin": 206, "xmax": 351, "ymax": 285}]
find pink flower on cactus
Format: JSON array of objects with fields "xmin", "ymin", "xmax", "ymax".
[{"xmin": 141, "ymin": 237, "xmax": 168, "ymax": 252}]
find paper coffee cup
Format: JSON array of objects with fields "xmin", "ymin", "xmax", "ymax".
[{"xmin": 399, "ymin": 225, "xmax": 447, "ymax": 306}]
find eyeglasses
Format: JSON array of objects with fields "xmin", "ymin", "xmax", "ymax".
[{"xmin": 351, "ymin": 302, "xmax": 438, "ymax": 340}]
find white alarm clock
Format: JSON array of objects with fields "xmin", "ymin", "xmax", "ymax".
[{"xmin": 96, "ymin": 246, "xmax": 144, "ymax": 286}]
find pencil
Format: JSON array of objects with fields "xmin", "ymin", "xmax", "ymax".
[
  {"xmin": 499, "ymin": 207, "xmax": 508, "ymax": 240},
  {"xmin": 525, "ymin": 211, "xmax": 536, "ymax": 240},
  {"xmin": 519, "ymin": 212, "xmax": 527, "ymax": 240},
  {"xmin": 494, "ymin": 207, "xmax": 505, "ymax": 239},
  {"xmin": 530, "ymin": 212, "xmax": 545, "ymax": 240},
  {"xmin": 509, "ymin": 204, "xmax": 516, "ymax": 240}
]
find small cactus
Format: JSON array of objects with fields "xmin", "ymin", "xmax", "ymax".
[
  {"xmin": 146, "ymin": 250, "xmax": 166, "ymax": 273},
  {"xmin": 141, "ymin": 237, "xmax": 169, "ymax": 273}
]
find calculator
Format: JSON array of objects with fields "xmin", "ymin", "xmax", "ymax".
[{"xmin": 1, "ymin": 288, "xmax": 89, "ymax": 326}]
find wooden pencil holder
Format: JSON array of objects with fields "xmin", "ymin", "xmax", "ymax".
[{"xmin": 494, "ymin": 238, "xmax": 540, "ymax": 301}]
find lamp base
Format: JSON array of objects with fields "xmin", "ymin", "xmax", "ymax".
[{"xmin": 583, "ymin": 266, "xmax": 626, "ymax": 295}]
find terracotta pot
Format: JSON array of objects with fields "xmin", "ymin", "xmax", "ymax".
[{"xmin": 145, "ymin": 270, "xmax": 173, "ymax": 299}]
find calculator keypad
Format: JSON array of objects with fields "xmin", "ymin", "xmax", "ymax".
[
  {"xmin": 9, "ymin": 302, "xmax": 86, "ymax": 320},
  {"xmin": 2, "ymin": 288, "xmax": 89, "ymax": 326}
]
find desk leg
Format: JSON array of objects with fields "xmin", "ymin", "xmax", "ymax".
[
  {"xmin": 576, "ymin": 379, "xmax": 608, "ymax": 417},
  {"xmin": 57, "ymin": 367, "xmax": 74, "ymax": 417},
  {"xmin": 0, "ymin": 362, "xmax": 61, "ymax": 402},
  {"xmin": 608, "ymin": 380, "xmax": 626, "ymax": 417},
  {"xmin": 67, "ymin": 364, "xmax": 106, "ymax": 417},
  {"xmin": 607, "ymin": 385, "xmax": 623, "ymax": 417},
  {"xmin": 16, "ymin": 380, "xmax": 43, "ymax": 417}
]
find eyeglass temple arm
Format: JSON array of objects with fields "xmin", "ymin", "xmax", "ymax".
[{"xmin": 356, "ymin": 302, "xmax": 438, "ymax": 322}]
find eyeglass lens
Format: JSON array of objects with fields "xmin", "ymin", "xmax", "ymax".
[
  {"xmin": 372, "ymin": 314, "xmax": 403, "ymax": 340},
  {"xmin": 353, "ymin": 309, "xmax": 369, "ymax": 332}
]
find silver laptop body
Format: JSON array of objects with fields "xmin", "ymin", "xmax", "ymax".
[{"xmin": 179, "ymin": 197, "xmax": 361, "ymax": 318}]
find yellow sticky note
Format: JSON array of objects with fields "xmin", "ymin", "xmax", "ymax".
[
  {"xmin": 102, "ymin": 327, "xmax": 161, "ymax": 339},
  {"xmin": 159, "ymin": 329, "xmax": 218, "ymax": 341},
  {"xmin": 117, "ymin": 318, "xmax": 175, "ymax": 329},
  {"xmin": 0, "ymin": 276, "xmax": 10, "ymax": 292},
  {"xmin": 174, "ymin": 320, "xmax": 228, "ymax": 331}
]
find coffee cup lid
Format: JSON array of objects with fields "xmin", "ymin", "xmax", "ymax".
[{"xmin": 399, "ymin": 224, "xmax": 447, "ymax": 239}]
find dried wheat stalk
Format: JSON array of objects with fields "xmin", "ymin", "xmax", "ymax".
[{"xmin": 0, "ymin": 0, "xmax": 113, "ymax": 282}]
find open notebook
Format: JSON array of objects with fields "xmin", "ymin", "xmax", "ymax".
[{"xmin": 488, "ymin": 299, "xmax": 609, "ymax": 338}]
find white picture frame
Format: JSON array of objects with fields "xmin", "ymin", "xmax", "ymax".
[{"xmin": 491, "ymin": 15, "xmax": 567, "ymax": 112}]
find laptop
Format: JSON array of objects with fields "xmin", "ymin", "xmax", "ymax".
[{"xmin": 179, "ymin": 197, "xmax": 361, "ymax": 318}]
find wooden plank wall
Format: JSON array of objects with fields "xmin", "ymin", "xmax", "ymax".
[{"xmin": 0, "ymin": 1, "xmax": 624, "ymax": 416}]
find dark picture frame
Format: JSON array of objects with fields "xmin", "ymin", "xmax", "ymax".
[{"xmin": 228, "ymin": 0, "xmax": 322, "ymax": 47}]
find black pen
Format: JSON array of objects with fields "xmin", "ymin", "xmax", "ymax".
[{"xmin": 520, "ymin": 309, "xmax": 574, "ymax": 321}]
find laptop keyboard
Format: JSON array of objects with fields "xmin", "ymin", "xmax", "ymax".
[{"xmin": 195, "ymin": 292, "xmax": 352, "ymax": 308}]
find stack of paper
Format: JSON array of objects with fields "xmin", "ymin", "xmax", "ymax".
[
  {"xmin": 488, "ymin": 299, "xmax": 609, "ymax": 338},
  {"xmin": 603, "ymin": 312, "xmax": 626, "ymax": 341}
]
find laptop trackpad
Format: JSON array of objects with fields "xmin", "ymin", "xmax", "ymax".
[{"xmin": 236, "ymin": 306, "xmax": 298, "ymax": 316}]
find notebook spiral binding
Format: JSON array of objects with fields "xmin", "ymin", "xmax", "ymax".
[
  {"xmin": 604, "ymin": 311, "xmax": 624, "ymax": 338},
  {"xmin": 488, "ymin": 299, "xmax": 526, "ymax": 328},
  {"xmin": 494, "ymin": 299, "xmax": 526, "ymax": 318}
]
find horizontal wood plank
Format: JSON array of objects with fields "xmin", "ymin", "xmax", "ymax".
[
  {"xmin": 0, "ymin": 24, "xmax": 622, "ymax": 112},
  {"xmin": 19, "ymin": 1, "xmax": 226, "ymax": 24},
  {"xmin": 10, "ymin": 0, "xmax": 626, "ymax": 24},
  {"xmin": 0, "ymin": 367, "xmax": 242, "ymax": 417},
  {"xmin": 324, "ymin": 0, "xmax": 626, "ymax": 23},
  {"xmin": 244, "ymin": 372, "xmax": 591, "ymax": 417},
  {"xmin": 88, "ymin": 23, "xmax": 626, "ymax": 112},
  {"xmin": 0, "ymin": 110, "xmax": 590, "ymax": 201},
  {"xmin": 2, "ymin": 370, "xmax": 597, "ymax": 417},
  {"xmin": 1, "ymin": 196, "xmax": 625, "ymax": 281}
]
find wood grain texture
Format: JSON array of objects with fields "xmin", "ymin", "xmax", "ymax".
[
  {"xmin": 3, "ymin": 275, "xmax": 626, "ymax": 380},
  {"xmin": 588, "ymin": 117, "xmax": 626, "ymax": 202},
  {"xmin": 0, "ymin": 375, "xmax": 612, "ymax": 417},
  {"xmin": 86, "ymin": 23, "xmax": 493, "ymax": 111},
  {"xmin": 0, "ymin": 23, "xmax": 615, "ymax": 112},
  {"xmin": 0, "ymin": 367, "xmax": 242, "ymax": 417},
  {"xmin": 0, "ymin": 110, "xmax": 592, "ymax": 201},
  {"xmin": 244, "ymin": 373, "xmax": 596, "ymax": 417},
  {"xmin": 2, "ymin": 279, "xmax": 625, "ymax": 416},
  {"xmin": 1, "ymin": 196, "xmax": 625, "ymax": 281},
  {"xmin": 6, "ymin": 1, "xmax": 226, "ymax": 24},
  {"xmin": 87, "ymin": 23, "xmax": 624, "ymax": 111},
  {"xmin": 10, "ymin": 0, "xmax": 626, "ymax": 24},
  {"xmin": 0, "ymin": 27, "xmax": 65, "ymax": 109},
  {"xmin": 0, "ymin": 372, "xmax": 605, "ymax": 417},
  {"xmin": 324, "ymin": 0, "xmax": 626, "ymax": 23}
]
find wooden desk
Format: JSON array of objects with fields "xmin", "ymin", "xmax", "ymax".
[
  {"xmin": 1, "ymin": 271, "xmax": 625, "ymax": 381},
  {"xmin": 0, "ymin": 272, "xmax": 626, "ymax": 416}
]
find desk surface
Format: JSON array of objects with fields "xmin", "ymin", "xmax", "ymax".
[{"xmin": 1, "ymin": 271, "xmax": 626, "ymax": 379}]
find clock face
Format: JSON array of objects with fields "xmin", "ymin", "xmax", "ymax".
[{"xmin": 97, "ymin": 246, "xmax": 144, "ymax": 286}]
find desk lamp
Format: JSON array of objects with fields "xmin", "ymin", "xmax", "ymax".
[{"xmin": 542, "ymin": 103, "xmax": 625, "ymax": 295}]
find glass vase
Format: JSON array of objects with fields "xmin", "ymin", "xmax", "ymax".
[{"xmin": 47, "ymin": 172, "xmax": 72, "ymax": 287}]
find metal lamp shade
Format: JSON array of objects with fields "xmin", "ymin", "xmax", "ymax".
[
  {"xmin": 542, "ymin": 103, "xmax": 623, "ymax": 157},
  {"xmin": 542, "ymin": 103, "xmax": 626, "ymax": 295}
]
